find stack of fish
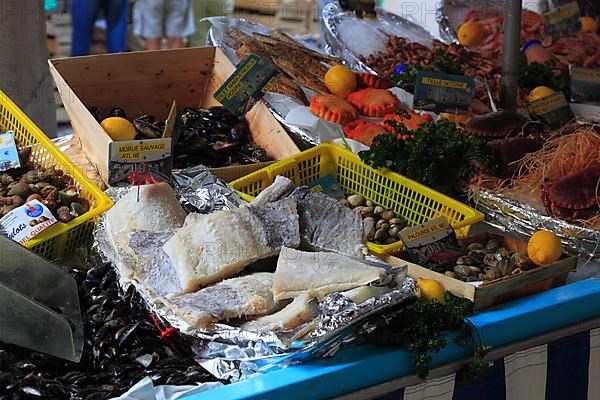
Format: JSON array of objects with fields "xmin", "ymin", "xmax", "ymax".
[{"xmin": 103, "ymin": 176, "xmax": 405, "ymax": 337}]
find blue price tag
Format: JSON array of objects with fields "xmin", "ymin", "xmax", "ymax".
[
  {"xmin": 214, "ymin": 55, "xmax": 281, "ymax": 117},
  {"xmin": 414, "ymin": 71, "xmax": 474, "ymax": 113},
  {"xmin": 0, "ymin": 131, "xmax": 21, "ymax": 172}
]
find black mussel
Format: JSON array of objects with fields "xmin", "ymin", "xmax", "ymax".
[
  {"xmin": 133, "ymin": 115, "xmax": 162, "ymax": 139},
  {"xmin": 108, "ymin": 108, "xmax": 127, "ymax": 119},
  {"xmin": 228, "ymin": 124, "xmax": 249, "ymax": 141},
  {"xmin": 89, "ymin": 107, "xmax": 101, "ymax": 122},
  {"xmin": 252, "ymin": 148, "xmax": 268, "ymax": 162}
]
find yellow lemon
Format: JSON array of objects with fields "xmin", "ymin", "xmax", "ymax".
[
  {"xmin": 527, "ymin": 230, "xmax": 562, "ymax": 266},
  {"xmin": 417, "ymin": 278, "xmax": 446, "ymax": 304},
  {"xmin": 324, "ymin": 65, "xmax": 357, "ymax": 97},
  {"xmin": 457, "ymin": 21, "xmax": 486, "ymax": 47},
  {"xmin": 527, "ymin": 86, "xmax": 556, "ymax": 102},
  {"xmin": 100, "ymin": 117, "xmax": 136, "ymax": 141},
  {"xmin": 580, "ymin": 16, "xmax": 598, "ymax": 33}
]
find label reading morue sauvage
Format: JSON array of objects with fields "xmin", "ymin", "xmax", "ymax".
[
  {"xmin": 414, "ymin": 71, "xmax": 474, "ymax": 113},
  {"xmin": 0, "ymin": 200, "xmax": 57, "ymax": 244},
  {"xmin": 214, "ymin": 55, "xmax": 281, "ymax": 117}
]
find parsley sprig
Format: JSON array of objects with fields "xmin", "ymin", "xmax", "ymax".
[
  {"xmin": 358, "ymin": 119, "xmax": 496, "ymax": 197},
  {"xmin": 369, "ymin": 292, "xmax": 492, "ymax": 380}
]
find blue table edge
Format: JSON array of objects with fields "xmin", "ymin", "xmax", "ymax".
[{"xmin": 186, "ymin": 278, "xmax": 600, "ymax": 400}]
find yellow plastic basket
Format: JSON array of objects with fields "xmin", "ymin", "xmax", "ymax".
[
  {"xmin": 231, "ymin": 143, "xmax": 484, "ymax": 255},
  {"xmin": 0, "ymin": 90, "xmax": 113, "ymax": 260}
]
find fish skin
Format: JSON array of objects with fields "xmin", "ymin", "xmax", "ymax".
[{"xmin": 291, "ymin": 187, "xmax": 365, "ymax": 257}]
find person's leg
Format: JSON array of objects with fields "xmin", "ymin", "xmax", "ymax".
[
  {"xmin": 71, "ymin": 0, "xmax": 100, "ymax": 56},
  {"xmin": 134, "ymin": 0, "xmax": 165, "ymax": 50},
  {"xmin": 166, "ymin": 37, "xmax": 185, "ymax": 48},
  {"xmin": 103, "ymin": 0, "xmax": 129, "ymax": 53},
  {"xmin": 165, "ymin": 0, "xmax": 194, "ymax": 49}
]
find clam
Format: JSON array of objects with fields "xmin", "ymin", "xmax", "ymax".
[{"xmin": 347, "ymin": 194, "xmax": 366, "ymax": 208}]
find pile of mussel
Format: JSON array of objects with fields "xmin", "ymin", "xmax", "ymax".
[
  {"xmin": 90, "ymin": 106, "xmax": 270, "ymax": 169},
  {"xmin": 0, "ymin": 148, "xmax": 89, "ymax": 221},
  {"xmin": 174, "ymin": 106, "xmax": 268, "ymax": 168},
  {"xmin": 0, "ymin": 261, "xmax": 216, "ymax": 399}
]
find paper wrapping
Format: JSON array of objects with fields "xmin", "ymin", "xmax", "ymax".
[{"xmin": 95, "ymin": 166, "xmax": 418, "ymax": 382}]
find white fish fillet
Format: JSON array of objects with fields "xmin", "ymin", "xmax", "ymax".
[
  {"xmin": 241, "ymin": 293, "xmax": 317, "ymax": 332},
  {"xmin": 273, "ymin": 247, "xmax": 389, "ymax": 301},
  {"xmin": 165, "ymin": 273, "xmax": 278, "ymax": 329},
  {"xmin": 163, "ymin": 197, "xmax": 300, "ymax": 293},
  {"xmin": 105, "ymin": 183, "xmax": 186, "ymax": 278}
]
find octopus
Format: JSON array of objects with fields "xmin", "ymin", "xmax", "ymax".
[{"xmin": 542, "ymin": 163, "xmax": 600, "ymax": 222}]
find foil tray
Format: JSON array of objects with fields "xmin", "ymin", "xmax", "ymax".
[
  {"xmin": 95, "ymin": 166, "xmax": 418, "ymax": 381},
  {"xmin": 470, "ymin": 187, "xmax": 600, "ymax": 259}
]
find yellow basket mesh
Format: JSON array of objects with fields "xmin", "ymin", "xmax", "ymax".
[
  {"xmin": 0, "ymin": 91, "xmax": 112, "ymax": 260},
  {"xmin": 231, "ymin": 143, "xmax": 483, "ymax": 255}
]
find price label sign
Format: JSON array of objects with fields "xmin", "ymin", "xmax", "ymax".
[
  {"xmin": 543, "ymin": 2, "xmax": 581, "ymax": 38},
  {"xmin": 526, "ymin": 92, "xmax": 574, "ymax": 128},
  {"xmin": 413, "ymin": 71, "xmax": 474, "ymax": 113},
  {"xmin": 570, "ymin": 66, "xmax": 600, "ymax": 104},
  {"xmin": 214, "ymin": 55, "xmax": 281, "ymax": 117},
  {"xmin": 0, "ymin": 131, "xmax": 21, "ymax": 172}
]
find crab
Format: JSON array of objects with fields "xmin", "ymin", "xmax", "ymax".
[{"xmin": 542, "ymin": 164, "xmax": 600, "ymax": 222}]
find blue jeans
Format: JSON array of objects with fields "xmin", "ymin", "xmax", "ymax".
[{"xmin": 71, "ymin": 0, "xmax": 128, "ymax": 56}]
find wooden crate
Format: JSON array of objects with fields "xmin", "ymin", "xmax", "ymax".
[
  {"xmin": 48, "ymin": 47, "xmax": 299, "ymax": 184},
  {"xmin": 385, "ymin": 233, "xmax": 576, "ymax": 310}
]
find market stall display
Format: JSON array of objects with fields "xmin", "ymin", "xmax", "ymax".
[{"xmin": 0, "ymin": 0, "xmax": 599, "ymax": 397}]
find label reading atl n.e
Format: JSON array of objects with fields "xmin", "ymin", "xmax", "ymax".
[{"xmin": 109, "ymin": 138, "xmax": 171, "ymax": 163}]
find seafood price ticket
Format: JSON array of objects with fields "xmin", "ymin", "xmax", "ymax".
[
  {"xmin": 570, "ymin": 66, "xmax": 600, "ymax": 104},
  {"xmin": 0, "ymin": 131, "xmax": 20, "ymax": 172},
  {"xmin": 0, "ymin": 200, "xmax": 57, "ymax": 244},
  {"xmin": 214, "ymin": 54, "xmax": 281, "ymax": 117},
  {"xmin": 526, "ymin": 92, "xmax": 574, "ymax": 128},
  {"xmin": 413, "ymin": 71, "xmax": 474, "ymax": 113}
]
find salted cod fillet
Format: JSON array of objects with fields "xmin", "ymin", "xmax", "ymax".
[
  {"xmin": 241, "ymin": 293, "xmax": 317, "ymax": 332},
  {"xmin": 165, "ymin": 273, "xmax": 278, "ymax": 329},
  {"xmin": 273, "ymin": 247, "xmax": 389, "ymax": 301},
  {"xmin": 105, "ymin": 183, "xmax": 186, "ymax": 279},
  {"xmin": 163, "ymin": 196, "xmax": 300, "ymax": 292},
  {"xmin": 252, "ymin": 175, "xmax": 365, "ymax": 257},
  {"xmin": 240, "ymin": 285, "xmax": 392, "ymax": 333}
]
